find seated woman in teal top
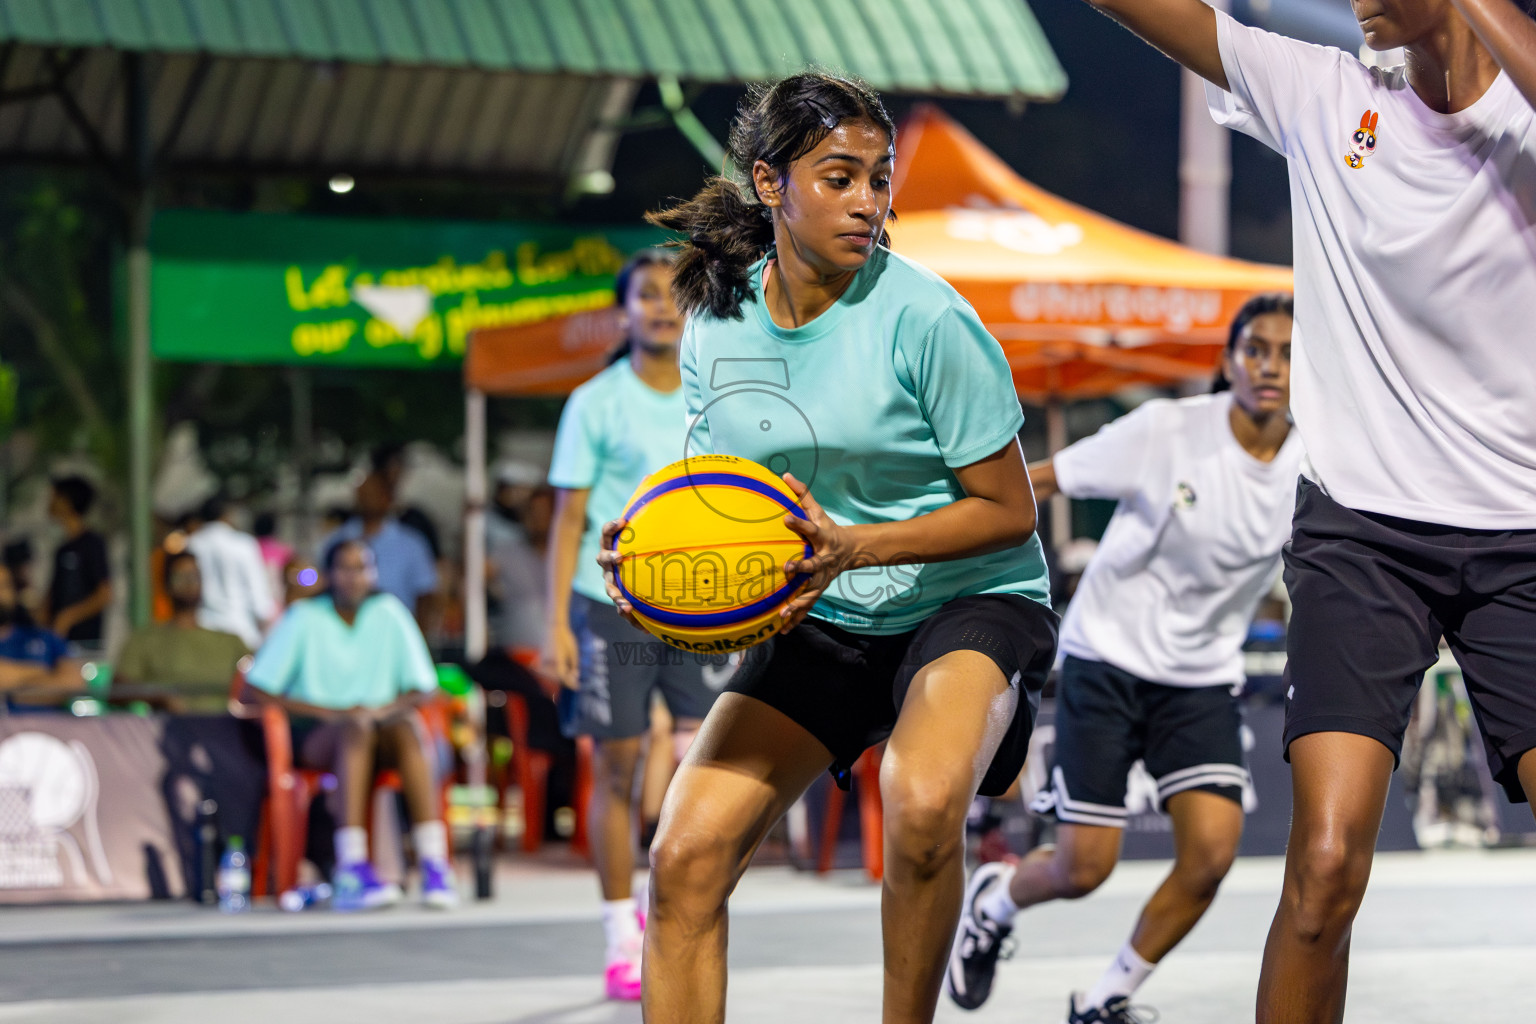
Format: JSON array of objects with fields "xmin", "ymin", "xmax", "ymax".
[
  {"xmin": 246, "ymin": 539, "xmax": 455, "ymax": 912},
  {"xmin": 599, "ymin": 72, "xmax": 1058, "ymax": 1023}
]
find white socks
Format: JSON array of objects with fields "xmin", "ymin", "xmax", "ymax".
[
  {"xmin": 413, "ymin": 821, "xmax": 449, "ymax": 864},
  {"xmin": 602, "ymin": 898, "xmax": 641, "ymax": 960},
  {"xmin": 339, "ymin": 823, "xmax": 449, "ymax": 868},
  {"xmin": 1083, "ymin": 940, "xmax": 1156, "ymax": 1010},
  {"xmin": 977, "ymin": 864, "xmax": 1021, "ymax": 925},
  {"xmin": 334, "ymin": 826, "xmax": 368, "ymax": 868}
]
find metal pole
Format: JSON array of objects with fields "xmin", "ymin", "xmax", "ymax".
[
  {"xmin": 1178, "ymin": 0, "xmax": 1231, "ymax": 255},
  {"xmin": 464, "ymin": 387, "xmax": 488, "ymax": 662},
  {"xmin": 288, "ymin": 367, "xmax": 313, "ymax": 553},
  {"xmin": 125, "ymin": 53, "xmax": 154, "ymax": 628},
  {"xmin": 1046, "ymin": 399, "xmax": 1070, "ymax": 551}
]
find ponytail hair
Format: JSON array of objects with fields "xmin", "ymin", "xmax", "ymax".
[
  {"xmin": 1212, "ymin": 292, "xmax": 1294, "ymax": 393},
  {"xmin": 647, "ymin": 71, "xmax": 896, "ymax": 321},
  {"xmin": 607, "ymin": 247, "xmax": 678, "ymax": 365}
]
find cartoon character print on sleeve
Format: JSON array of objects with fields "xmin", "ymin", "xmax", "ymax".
[{"xmin": 1346, "ymin": 109, "xmax": 1379, "ymax": 169}]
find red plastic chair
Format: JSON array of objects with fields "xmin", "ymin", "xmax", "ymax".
[
  {"xmin": 231, "ymin": 670, "xmax": 454, "ymax": 896},
  {"xmin": 816, "ymin": 745, "xmax": 885, "ymax": 882}
]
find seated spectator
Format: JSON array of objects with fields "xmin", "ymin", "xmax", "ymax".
[
  {"xmin": 244, "ymin": 538, "xmax": 455, "ymax": 911},
  {"xmin": 324, "ymin": 473, "xmax": 439, "ymax": 633},
  {"xmin": 0, "ymin": 563, "xmax": 80, "ymax": 697},
  {"xmin": 187, "ymin": 495, "xmax": 277, "ymax": 650},
  {"xmin": 44, "ymin": 475, "xmax": 111, "ymax": 649},
  {"xmin": 114, "ymin": 552, "xmax": 251, "ymax": 713}
]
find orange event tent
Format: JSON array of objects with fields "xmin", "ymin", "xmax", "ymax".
[
  {"xmin": 887, "ymin": 104, "xmax": 1292, "ymax": 402},
  {"xmin": 466, "ymin": 104, "xmax": 1291, "ymax": 403}
]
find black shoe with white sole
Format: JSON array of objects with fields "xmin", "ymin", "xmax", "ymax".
[{"xmin": 944, "ymin": 861, "xmax": 1015, "ymax": 1010}]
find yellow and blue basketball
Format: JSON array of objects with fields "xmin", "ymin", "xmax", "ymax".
[{"xmin": 610, "ymin": 454, "xmax": 811, "ymax": 654}]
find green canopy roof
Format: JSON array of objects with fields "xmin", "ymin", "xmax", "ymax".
[
  {"xmin": 0, "ymin": 1, "xmax": 1063, "ymax": 187},
  {"xmin": 0, "ymin": 0, "xmax": 1065, "ymax": 99}
]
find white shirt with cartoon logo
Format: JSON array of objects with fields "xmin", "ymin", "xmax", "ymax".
[
  {"xmin": 1054, "ymin": 393, "xmax": 1304, "ymax": 688},
  {"xmin": 1207, "ymin": 11, "xmax": 1536, "ymax": 529}
]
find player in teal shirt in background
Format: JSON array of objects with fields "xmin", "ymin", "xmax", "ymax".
[
  {"xmin": 542, "ymin": 250, "xmax": 725, "ymax": 1001},
  {"xmin": 605, "ymin": 72, "xmax": 1058, "ymax": 1024}
]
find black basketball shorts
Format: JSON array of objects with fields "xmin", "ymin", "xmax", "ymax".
[
  {"xmin": 1032, "ymin": 655, "xmax": 1247, "ymax": 827},
  {"xmin": 725, "ymin": 593, "xmax": 1058, "ymax": 796},
  {"xmin": 1284, "ymin": 478, "xmax": 1536, "ymax": 803}
]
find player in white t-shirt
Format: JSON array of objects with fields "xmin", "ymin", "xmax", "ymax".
[
  {"xmin": 1075, "ymin": 0, "xmax": 1536, "ymax": 1020},
  {"xmin": 947, "ymin": 295, "xmax": 1302, "ymax": 1024}
]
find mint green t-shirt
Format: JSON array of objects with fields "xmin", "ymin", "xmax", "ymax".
[
  {"xmin": 246, "ymin": 594, "xmax": 437, "ymax": 709},
  {"xmin": 548, "ymin": 360, "xmax": 688, "ymax": 604},
  {"xmin": 680, "ymin": 247, "xmax": 1051, "ymax": 634}
]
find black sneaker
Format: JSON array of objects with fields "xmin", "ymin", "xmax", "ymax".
[
  {"xmin": 944, "ymin": 861, "xmax": 1015, "ymax": 1010},
  {"xmin": 1065, "ymin": 993, "xmax": 1160, "ymax": 1023}
]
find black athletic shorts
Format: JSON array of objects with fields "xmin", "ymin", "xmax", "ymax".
[
  {"xmin": 1032, "ymin": 655, "xmax": 1247, "ymax": 827},
  {"xmin": 725, "ymin": 593, "xmax": 1058, "ymax": 796},
  {"xmin": 1284, "ymin": 478, "xmax": 1536, "ymax": 803}
]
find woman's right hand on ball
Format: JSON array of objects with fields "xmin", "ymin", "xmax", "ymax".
[{"xmin": 596, "ymin": 518, "xmax": 645, "ymax": 631}]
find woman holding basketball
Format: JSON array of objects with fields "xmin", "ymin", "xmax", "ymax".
[
  {"xmin": 1076, "ymin": 0, "xmax": 1536, "ymax": 1019},
  {"xmin": 946, "ymin": 293, "xmax": 1301, "ymax": 1024},
  {"xmin": 542, "ymin": 249, "xmax": 723, "ymax": 1001},
  {"xmin": 601, "ymin": 73, "xmax": 1057, "ymax": 1023}
]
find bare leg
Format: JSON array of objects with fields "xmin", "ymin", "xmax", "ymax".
[
  {"xmin": 378, "ymin": 716, "xmax": 439, "ymax": 823},
  {"xmin": 643, "ymin": 693, "xmax": 831, "ymax": 1024},
  {"xmin": 592, "ymin": 736, "xmax": 643, "ymax": 901},
  {"xmin": 1127, "ymin": 789, "xmax": 1243, "ymax": 961},
  {"xmin": 880, "ymin": 650, "xmax": 1016, "ymax": 1024},
  {"xmin": 1007, "ymin": 823, "xmax": 1123, "ymax": 909},
  {"xmin": 1257, "ymin": 732, "xmax": 1394, "ymax": 1024},
  {"xmin": 333, "ymin": 716, "xmax": 378, "ymax": 829}
]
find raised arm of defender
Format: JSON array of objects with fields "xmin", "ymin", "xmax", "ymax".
[
  {"xmin": 1093, "ymin": 0, "xmax": 1536, "ymax": 111},
  {"xmin": 1085, "ymin": 0, "xmax": 1229, "ymax": 90},
  {"xmin": 1451, "ymin": 0, "xmax": 1536, "ymax": 109}
]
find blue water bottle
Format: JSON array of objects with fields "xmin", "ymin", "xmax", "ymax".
[{"xmin": 216, "ymin": 836, "xmax": 251, "ymax": 913}]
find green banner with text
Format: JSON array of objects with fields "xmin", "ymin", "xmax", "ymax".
[{"xmin": 150, "ymin": 210, "xmax": 663, "ymax": 367}]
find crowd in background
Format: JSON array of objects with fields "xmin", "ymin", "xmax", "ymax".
[{"xmin": 0, "ymin": 442, "xmax": 569, "ymax": 909}]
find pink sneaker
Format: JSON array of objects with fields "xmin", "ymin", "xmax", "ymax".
[{"xmin": 604, "ymin": 947, "xmax": 643, "ymax": 1001}]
